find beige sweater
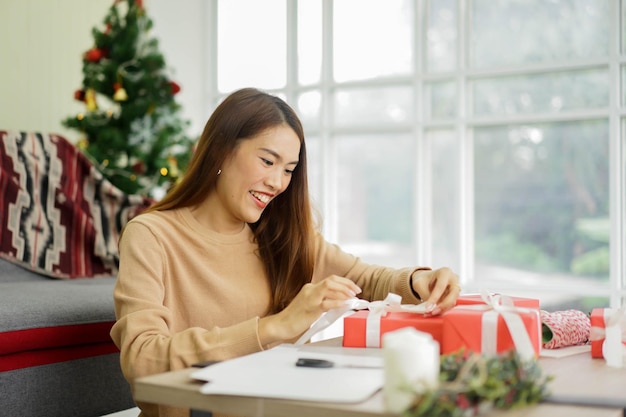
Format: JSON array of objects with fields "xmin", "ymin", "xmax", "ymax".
[{"xmin": 110, "ymin": 207, "xmax": 424, "ymax": 417}]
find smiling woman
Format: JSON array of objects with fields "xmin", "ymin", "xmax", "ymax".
[{"xmin": 109, "ymin": 87, "xmax": 460, "ymax": 417}]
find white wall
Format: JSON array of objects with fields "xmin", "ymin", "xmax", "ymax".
[
  {"xmin": 0, "ymin": 0, "xmax": 205, "ymax": 142},
  {"xmin": 147, "ymin": 0, "xmax": 206, "ymax": 137}
]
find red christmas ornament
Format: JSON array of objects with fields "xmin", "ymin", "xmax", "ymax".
[
  {"xmin": 131, "ymin": 161, "xmax": 146, "ymax": 174},
  {"xmin": 170, "ymin": 81, "xmax": 181, "ymax": 95},
  {"xmin": 74, "ymin": 89, "xmax": 86, "ymax": 102},
  {"xmin": 84, "ymin": 48, "xmax": 105, "ymax": 63},
  {"xmin": 135, "ymin": 0, "xmax": 143, "ymax": 8}
]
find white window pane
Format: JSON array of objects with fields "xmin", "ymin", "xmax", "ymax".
[
  {"xmin": 471, "ymin": 0, "xmax": 610, "ymax": 69},
  {"xmin": 333, "ymin": 0, "xmax": 413, "ymax": 82},
  {"xmin": 474, "ymin": 121, "xmax": 610, "ymax": 285},
  {"xmin": 426, "ymin": 80, "xmax": 457, "ymax": 120},
  {"xmin": 334, "ymin": 86, "xmax": 413, "ymax": 127},
  {"xmin": 472, "ymin": 69, "xmax": 609, "ymax": 117},
  {"xmin": 305, "ymin": 135, "xmax": 322, "ymax": 209},
  {"xmin": 429, "ymin": 129, "xmax": 461, "ymax": 273},
  {"xmin": 336, "ymin": 134, "xmax": 415, "ymax": 267},
  {"xmin": 296, "ymin": 90, "xmax": 321, "ymax": 131},
  {"xmin": 426, "ymin": 0, "xmax": 457, "ymax": 72},
  {"xmin": 298, "ymin": 0, "xmax": 322, "ymax": 85},
  {"xmin": 217, "ymin": 0, "xmax": 286, "ymax": 92}
]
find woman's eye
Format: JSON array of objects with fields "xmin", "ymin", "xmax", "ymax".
[
  {"xmin": 285, "ymin": 169, "xmax": 294, "ymax": 175},
  {"xmin": 261, "ymin": 158, "xmax": 273, "ymax": 166}
]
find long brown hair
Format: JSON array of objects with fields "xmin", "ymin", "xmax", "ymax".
[{"xmin": 149, "ymin": 88, "xmax": 315, "ymax": 314}]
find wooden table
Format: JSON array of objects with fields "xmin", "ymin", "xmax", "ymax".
[
  {"xmin": 540, "ymin": 351, "xmax": 626, "ymax": 409},
  {"xmin": 133, "ymin": 367, "xmax": 622, "ymax": 417},
  {"xmin": 134, "ymin": 339, "xmax": 626, "ymax": 417}
]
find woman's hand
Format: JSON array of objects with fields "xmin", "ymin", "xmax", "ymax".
[
  {"xmin": 411, "ymin": 267, "xmax": 460, "ymax": 315},
  {"xmin": 258, "ymin": 275, "xmax": 361, "ymax": 346}
]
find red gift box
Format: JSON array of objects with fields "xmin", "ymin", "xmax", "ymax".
[
  {"xmin": 343, "ymin": 310, "xmax": 443, "ymax": 348},
  {"xmin": 442, "ymin": 305, "xmax": 542, "ymax": 358},
  {"xmin": 590, "ymin": 308, "xmax": 626, "ymax": 359},
  {"xmin": 456, "ymin": 294, "xmax": 540, "ymax": 309}
]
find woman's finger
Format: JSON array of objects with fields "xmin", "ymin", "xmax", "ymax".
[{"xmin": 423, "ymin": 268, "xmax": 460, "ymax": 314}]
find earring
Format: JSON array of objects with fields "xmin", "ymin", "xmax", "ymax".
[{"xmin": 217, "ymin": 169, "xmax": 221, "ymax": 176}]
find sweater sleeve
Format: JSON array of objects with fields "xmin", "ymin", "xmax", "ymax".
[
  {"xmin": 109, "ymin": 221, "xmax": 264, "ymax": 382},
  {"xmin": 311, "ymin": 234, "xmax": 431, "ymax": 303}
]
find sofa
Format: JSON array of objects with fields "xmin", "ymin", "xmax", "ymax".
[{"xmin": 0, "ymin": 131, "xmax": 151, "ymax": 416}]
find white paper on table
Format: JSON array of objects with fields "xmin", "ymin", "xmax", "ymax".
[
  {"xmin": 191, "ymin": 345, "xmax": 384, "ymax": 403},
  {"xmin": 539, "ymin": 344, "xmax": 591, "ymax": 358}
]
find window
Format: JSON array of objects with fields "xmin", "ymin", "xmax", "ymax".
[{"xmin": 206, "ymin": 0, "xmax": 625, "ymax": 310}]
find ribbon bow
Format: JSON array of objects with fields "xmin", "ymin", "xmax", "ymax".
[
  {"xmin": 362, "ymin": 293, "xmax": 428, "ymax": 347},
  {"xmin": 455, "ymin": 290, "xmax": 539, "ymax": 361},
  {"xmin": 295, "ymin": 293, "xmax": 426, "ymax": 346},
  {"xmin": 589, "ymin": 306, "xmax": 626, "ymax": 368}
]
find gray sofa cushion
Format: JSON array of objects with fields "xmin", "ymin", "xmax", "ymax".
[
  {"xmin": 0, "ymin": 255, "xmax": 48, "ymax": 283},
  {"xmin": 0, "ymin": 258, "xmax": 118, "ymax": 361},
  {"xmin": 0, "ymin": 276, "xmax": 117, "ymax": 333}
]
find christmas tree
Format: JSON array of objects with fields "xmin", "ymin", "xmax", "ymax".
[{"xmin": 63, "ymin": 0, "xmax": 194, "ymax": 196}]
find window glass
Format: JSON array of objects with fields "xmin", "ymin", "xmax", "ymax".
[
  {"xmin": 296, "ymin": 90, "xmax": 322, "ymax": 131},
  {"xmin": 472, "ymin": 69, "xmax": 609, "ymax": 117},
  {"xmin": 426, "ymin": 80, "xmax": 457, "ymax": 120},
  {"xmin": 336, "ymin": 134, "xmax": 414, "ymax": 267},
  {"xmin": 333, "ymin": 86, "xmax": 413, "ymax": 127},
  {"xmin": 297, "ymin": 0, "xmax": 322, "ymax": 85},
  {"xmin": 429, "ymin": 129, "xmax": 460, "ymax": 272},
  {"xmin": 333, "ymin": 0, "xmax": 413, "ymax": 82},
  {"xmin": 305, "ymin": 135, "xmax": 322, "ymax": 211},
  {"xmin": 470, "ymin": 0, "xmax": 610, "ymax": 69},
  {"xmin": 217, "ymin": 0, "xmax": 286, "ymax": 92},
  {"xmin": 474, "ymin": 120, "xmax": 610, "ymax": 286},
  {"xmin": 426, "ymin": 0, "xmax": 457, "ymax": 73}
]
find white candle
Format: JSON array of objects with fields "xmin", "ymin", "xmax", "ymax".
[{"xmin": 382, "ymin": 327, "xmax": 440, "ymax": 413}]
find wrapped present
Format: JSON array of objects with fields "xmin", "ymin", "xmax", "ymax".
[
  {"xmin": 589, "ymin": 307, "xmax": 626, "ymax": 367},
  {"xmin": 442, "ymin": 292, "xmax": 541, "ymax": 360},
  {"xmin": 343, "ymin": 310, "xmax": 443, "ymax": 348},
  {"xmin": 342, "ymin": 293, "xmax": 440, "ymax": 348},
  {"xmin": 456, "ymin": 293, "xmax": 540, "ymax": 309}
]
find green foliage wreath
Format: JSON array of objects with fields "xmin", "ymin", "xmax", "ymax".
[{"xmin": 405, "ymin": 350, "xmax": 553, "ymax": 417}]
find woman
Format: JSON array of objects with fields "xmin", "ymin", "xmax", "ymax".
[{"xmin": 110, "ymin": 88, "xmax": 460, "ymax": 417}]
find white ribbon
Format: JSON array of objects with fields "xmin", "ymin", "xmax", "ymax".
[
  {"xmin": 294, "ymin": 293, "xmax": 426, "ymax": 346},
  {"xmin": 364, "ymin": 293, "xmax": 430, "ymax": 347},
  {"xmin": 589, "ymin": 306, "xmax": 626, "ymax": 368},
  {"xmin": 455, "ymin": 290, "xmax": 539, "ymax": 361}
]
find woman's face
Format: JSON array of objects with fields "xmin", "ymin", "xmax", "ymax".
[{"xmin": 216, "ymin": 124, "xmax": 301, "ymax": 225}]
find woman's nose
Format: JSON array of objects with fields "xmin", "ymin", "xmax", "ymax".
[{"xmin": 265, "ymin": 168, "xmax": 283, "ymax": 190}]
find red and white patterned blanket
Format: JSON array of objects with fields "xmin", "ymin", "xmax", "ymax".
[{"xmin": 0, "ymin": 131, "xmax": 152, "ymax": 278}]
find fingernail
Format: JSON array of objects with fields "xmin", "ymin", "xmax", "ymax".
[{"xmin": 425, "ymin": 302, "xmax": 436, "ymax": 312}]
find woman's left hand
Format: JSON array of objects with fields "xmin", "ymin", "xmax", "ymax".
[{"xmin": 411, "ymin": 267, "xmax": 460, "ymax": 315}]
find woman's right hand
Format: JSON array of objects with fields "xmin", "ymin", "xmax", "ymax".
[{"xmin": 258, "ymin": 275, "xmax": 361, "ymax": 346}]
